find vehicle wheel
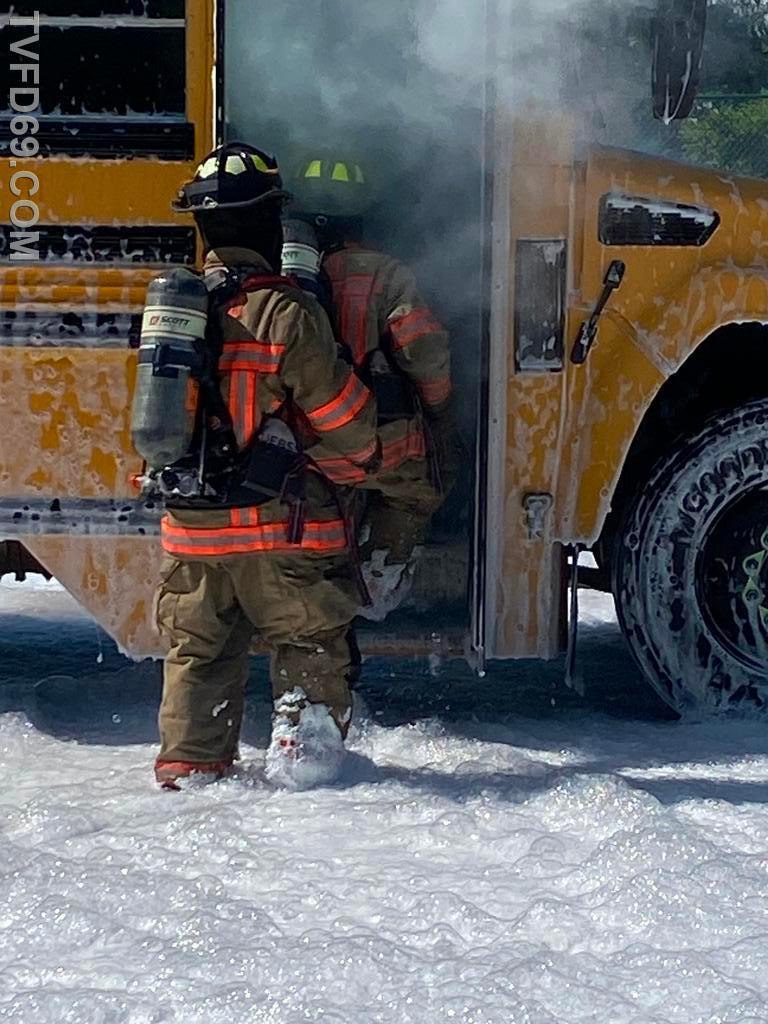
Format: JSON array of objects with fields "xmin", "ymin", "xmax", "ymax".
[{"xmin": 614, "ymin": 400, "xmax": 768, "ymax": 715}]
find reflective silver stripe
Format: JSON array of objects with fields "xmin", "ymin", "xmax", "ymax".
[
  {"xmin": 0, "ymin": 16, "xmax": 186, "ymax": 28},
  {"xmin": 0, "ymin": 497, "xmax": 160, "ymax": 536}
]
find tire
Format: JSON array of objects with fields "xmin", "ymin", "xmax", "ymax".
[{"xmin": 614, "ymin": 400, "xmax": 768, "ymax": 715}]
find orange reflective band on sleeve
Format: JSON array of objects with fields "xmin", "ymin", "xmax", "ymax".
[
  {"xmin": 418, "ymin": 376, "xmax": 452, "ymax": 407},
  {"xmin": 388, "ymin": 308, "xmax": 445, "ymax": 352},
  {"xmin": 305, "ymin": 372, "xmax": 371, "ymax": 433},
  {"xmin": 314, "ymin": 428, "xmax": 427, "ymax": 483},
  {"xmin": 313, "ymin": 436, "xmax": 378, "ymax": 481},
  {"xmin": 347, "ymin": 436, "xmax": 379, "ymax": 467},
  {"xmin": 312, "ymin": 457, "xmax": 367, "ymax": 485},
  {"xmin": 380, "ymin": 430, "xmax": 427, "ymax": 469},
  {"xmin": 161, "ymin": 516, "xmax": 347, "ymax": 557}
]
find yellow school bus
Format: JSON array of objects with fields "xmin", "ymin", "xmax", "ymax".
[{"xmin": 2, "ymin": 0, "xmax": 766, "ymax": 716}]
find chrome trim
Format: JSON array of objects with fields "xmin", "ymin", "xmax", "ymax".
[
  {"xmin": 0, "ymin": 498, "xmax": 161, "ymax": 536},
  {"xmin": 0, "ymin": 16, "xmax": 185, "ymax": 28}
]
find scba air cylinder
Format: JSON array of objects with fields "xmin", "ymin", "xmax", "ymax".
[
  {"xmin": 282, "ymin": 218, "xmax": 322, "ymax": 293},
  {"xmin": 131, "ymin": 268, "xmax": 209, "ymax": 470}
]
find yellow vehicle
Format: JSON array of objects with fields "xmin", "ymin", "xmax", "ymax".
[{"xmin": 2, "ymin": 1, "xmax": 766, "ymax": 715}]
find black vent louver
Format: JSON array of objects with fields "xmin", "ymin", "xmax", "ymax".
[
  {"xmin": 0, "ymin": 119, "xmax": 194, "ymax": 161},
  {"xmin": 599, "ymin": 194, "xmax": 720, "ymax": 247},
  {"xmin": 0, "ymin": 225, "xmax": 196, "ymax": 265}
]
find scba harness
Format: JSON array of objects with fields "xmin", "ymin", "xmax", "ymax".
[{"xmin": 131, "ymin": 266, "xmax": 306, "ymax": 524}]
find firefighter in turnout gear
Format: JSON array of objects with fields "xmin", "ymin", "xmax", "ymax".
[
  {"xmin": 151, "ymin": 143, "xmax": 380, "ymax": 791},
  {"xmin": 291, "ymin": 155, "xmax": 457, "ymax": 620}
]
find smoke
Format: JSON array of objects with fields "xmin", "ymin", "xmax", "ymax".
[
  {"xmin": 226, "ymin": 0, "xmax": 595, "ymax": 145},
  {"xmin": 224, "ymin": 0, "xmax": 657, "ymax": 208},
  {"xmin": 226, "ymin": 1, "xmax": 490, "ymax": 314},
  {"xmin": 223, "ymin": 0, "xmax": 658, "ymax": 435}
]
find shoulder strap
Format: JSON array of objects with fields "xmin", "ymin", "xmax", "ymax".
[{"xmin": 242, "ymin": 273, "xmax": 296, "ymax": 292}]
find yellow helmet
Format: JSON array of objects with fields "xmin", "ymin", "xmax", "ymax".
[{"xmin": 292, "ymin": 155, "xmax": 371, "ymax": 218}]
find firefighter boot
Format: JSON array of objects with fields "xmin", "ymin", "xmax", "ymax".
[
  {"xmin": 154, "ymin": 759, "xmax": 232, "ymax": 791},
  {"xmin": 359, "ymin": 546, "xmax": 422, "ymax": 622},
  {"xmin": 265, "ymin": 687, "xmax": 346, "ymax": 790}
]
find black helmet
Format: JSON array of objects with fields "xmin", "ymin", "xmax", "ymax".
[
  {"xmin": 172, "ymin": 142, "xmax": 291, "ymax": 213},
  {"xmin": 292, "ymin": 154, "xmax": 371, "ymax": 218}
]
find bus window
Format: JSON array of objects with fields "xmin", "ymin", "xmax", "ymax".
[{"xmin": 0, "ymin": 1, "xmax": 190, "ymax": 160}]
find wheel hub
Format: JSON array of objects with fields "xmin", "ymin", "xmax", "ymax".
[{"xmin": 698, "ymin": 487, "xmax": 768, "ymax": 671}]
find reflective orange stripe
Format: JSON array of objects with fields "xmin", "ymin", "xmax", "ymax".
[
  {"xmin": 219, "ymin": 340, "xmax": 283, "ymax": 374},
  {"xmin": 315, "ymin": 428, "xmax": 426, "ymax": 483},
  {"xmin": 388, "ymin": 308, "xmax": 444, "ymax": 351},
  {"xmin": 311, "ymin": 456, "xmax": 367, "ymax": 485},
  {"xmin": 228, "ymin": 370, "xmax": 241, "ymax": 442},
  {"xmin": 418, "ymin": 376, "xmax": 452, "ymax": 406},
  {"xmin": 161, "ymin": 516, "xmax": 347, "ymax": 556},
  {"xmin": 380, "ymin": 430, "xmax": 427, "ymax": 469},
  {"xmin": 325, "ymin": 258, "xmax": 377, "ymax": 365},
  {"xmin": 221, "ymin": 340, "xmax": 276, "ymax": 447},
  {"xmin": 228, "ymin": 506, "xmax": 260, "ymax": 529},
  {"xmin": 305, "ymin": 372, "xmax": 371, "ymax": 432},
  {"xmin": 227, "ymin": 368, "xmax": 259, "ymax": 448},
  {"xmin": 347, "ymin": 437, "xmax": 379, "ymax": 466},
  {"xmin": 244, "ymin": 371, "xmax": 257, "ymax": 440}
]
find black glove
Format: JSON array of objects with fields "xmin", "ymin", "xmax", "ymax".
[{"xmin": 424, "ymin": 403, "xmax": 463, "ymax": 496}]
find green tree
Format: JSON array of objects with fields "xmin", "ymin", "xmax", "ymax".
[
  {"xmin": 679, "ymin": 96, "xmax": 768, "ymax": 176},
  {"xmin": 676, "ymin": 2, "xmax": 768, "ymax": 176}
]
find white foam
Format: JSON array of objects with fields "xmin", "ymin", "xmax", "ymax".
[{"xmin": 4, "ymin": 590, "xmax": 768, "ymax": 1021}]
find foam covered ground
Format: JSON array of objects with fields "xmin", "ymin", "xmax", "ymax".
[{"xmin": 2, "ymin": 578, "xmax": 768, "ymax": 1023}]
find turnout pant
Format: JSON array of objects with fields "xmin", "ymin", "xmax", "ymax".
[
  {"xmin": 358, "ymin": 457, "xmax": 447, "ymax": 565},
  {"xmin": 155, "ymin": 551, "xmax": 359, "ymax": 765},
  {"xmin": 357, "ymin": 409, "xmax": 460, "ymax": 566}
]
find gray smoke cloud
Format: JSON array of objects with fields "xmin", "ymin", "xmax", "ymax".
[
  {"xmin": 224, "ymin": 0, "xmax": 657, "ymax": 222},
  {"xmin": 223, "ymin": 0, "xmax": 658, "ymax": 442}
]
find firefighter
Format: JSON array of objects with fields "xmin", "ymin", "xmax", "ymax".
[
  {"xmin": 152, "ymin": 143, "xmax": 380, "ymax": 791},
  {"xmin": 290, "ymin": 155, "xmax": 457, "ymax": 620}
]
